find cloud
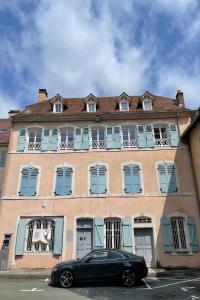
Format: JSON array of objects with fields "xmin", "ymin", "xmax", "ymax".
[{"xmin": 0, "ymin": 0, "xmax": 200, "ymax": 117}]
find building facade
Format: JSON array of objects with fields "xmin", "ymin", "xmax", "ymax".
[
  {"xmin": 0, "ymin": 90, "xmax": 200, "ymax": 270},
  {"xmin": 182, "ymin": 110, "xmax": 200, "ymax": 204}
]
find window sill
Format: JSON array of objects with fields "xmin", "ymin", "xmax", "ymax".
[
  {"xmin": 24, "ymin": 252, "xmax": 53, "ymax": 256},
  {"xmin": 171, "ymin": 250, "xmax": 193, "ymax": 256}
]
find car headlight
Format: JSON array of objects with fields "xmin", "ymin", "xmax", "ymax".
[{"xmin": 52, "ymin": 267, "xmax": 58, "ymax": 272}]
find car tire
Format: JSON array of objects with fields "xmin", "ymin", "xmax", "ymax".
[
  {"xmin": 121, "ymin": 269, "xmax": 136, "ymax": 287},
  {"xmin": 60, "ymin": 269, "xmax": 74, "ymax": 288}
]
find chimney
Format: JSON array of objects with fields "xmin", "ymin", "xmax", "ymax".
[
  {"xmin": 176, "ymin": 90, "xmax": 185, "ymax": 107},
  {"xmin": 9, "ymin": 110, "xmax": 20, "ymax": 117},
  {"xmin": 38, "ymin": 89, "xmax": 48, "ymax": 102}
]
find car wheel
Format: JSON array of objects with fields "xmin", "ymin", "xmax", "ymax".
[
  {"xmin": 60, "ymin": 269, "xmax": 74, "ymax": 288},
  {"xmin": 122, "ymin": 269, "xmax": 136, "ymax": 287}
]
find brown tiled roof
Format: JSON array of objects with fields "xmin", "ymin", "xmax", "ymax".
[
  {"xmin": 0, "ymin": 119, "xmax": 11, "ymax": 144},
  {"xmin": 16, "ymin": 93, "xmax": 190, "ymax": 117}
]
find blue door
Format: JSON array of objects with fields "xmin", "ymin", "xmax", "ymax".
[{"xmin": 134, "ymin": 228, "xmax": 155, "ymax": 267}]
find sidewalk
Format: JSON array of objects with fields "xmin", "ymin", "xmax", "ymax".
[{"xmin": 0, "ymin": 268, "xmax": 200, "ymax": 280}]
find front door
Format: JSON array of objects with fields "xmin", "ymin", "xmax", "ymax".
[
  {"xmin": 76, "ymin": 218, "xmax": 93, "ymax": 259},
  {"xmin": 0, "ymin": 234, "xmax": 12, "ymax": 271},
  {"xmin": 134, "ymin": 228, "xmax": 155, "ymax": 267}
]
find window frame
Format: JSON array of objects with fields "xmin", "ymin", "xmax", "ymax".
[
  {"xmin": 170, "ymin": 216, "xmax": 188, "ymax": 252},
  {"xmin": 87, "ymin": 101, "xmax": 96, "ymax": 112},
  {"xmin": 104, "ymin": 218, "xmax": 122, "ymax": 250},
  {"xmin": 156, "ymin": 161, "xmax": 179, "ymax": 195},
  {"xmin": 18, "ymin": 166, "xmax": 40, "ymax": 197},
  {"xmin": 142, "ymin": 99, "xmax": 152, "ymax": 111},
  {"xmin": 119, "ymin": 100, "xmax": 129, "ymax": 111},
  {"xmin": 53, "ymin": 102, "xmax": 63, "ymax": 113},
  {"xmin": 89, "ymin": 163, "xmax": 108, "ymax": 196}
]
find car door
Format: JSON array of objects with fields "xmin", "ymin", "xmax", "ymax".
[
  {"xmin": 74, "ymin": 251, "xmax": 109, "ymax": 281},
  {"xmin": 106, "ymin": 251, "xmax": 125, "ymax": 278}
]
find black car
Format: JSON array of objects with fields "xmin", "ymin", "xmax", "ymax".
[{"xmin": 51, "ymin": 249, "xmax": 148, "ymax": 288}]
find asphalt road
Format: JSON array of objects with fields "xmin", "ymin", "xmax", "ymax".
[{"xmin": 0, "ymin": 275, "xmax": 200, "ymax": 300}]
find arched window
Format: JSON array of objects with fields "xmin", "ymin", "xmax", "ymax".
[
  {"xmin": 105, "ymin": 218, "xmax": 121, "ymax": 249},
  {"xmin": 26, "ymin": 218, "xmax": 55, "ymax": 252},
  {"xmin": 59, "ymin": 127, "xmax": 74, "ymax": 150},
  {"xmin": 91, "ymin": 127, "xmax": 106, "ymax": 149},
  {"xmin": 27, "ymin": 128, "xmax": 42, "ymax": 150}
]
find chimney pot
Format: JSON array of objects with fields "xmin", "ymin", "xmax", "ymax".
[
  {"xmin": 176, "ymin": 90, "xmax": 185, "ymax": 107},
  {"xmin": 39, "ymin": 89, "xmax": 48, "ymax": 102}
]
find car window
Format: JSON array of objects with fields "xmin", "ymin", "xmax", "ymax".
[
  {"xmin": 108, "ymin": 251, "xmax": 124, "ymax": 260},
  {"xmin": 90, "ymin": 251, "xmax": 109, "ymax": 261}
]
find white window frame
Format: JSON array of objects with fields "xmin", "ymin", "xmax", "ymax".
[
  {"xmin": 153, "ymin": 125, "xmax": 170, "ymax": 147},
  {"xmin": 90, "ymin": 127, "xmax": 106, "ymax": 149},
  {"xmin": 169, "ymin": 215, "xmax": 189, "ymax": 252},
  {"xmin": 104, "ymin": 218, "xmax": 122, "ymax": 249},
  {"xmin": 53, "ymin": 102, "xmax": 63, "ymax": 113},
  {"xmin": 27, "ymin": 128, "xmax": 43, "ymax": 151},
  {"xmin": 142, "ymin": 99, "xmax": 152, "ymax": 111},
  {"xmin": 119, "ymin": 100, "xmax": 129, "ymax": 111},
  {"xmin": 87, "ymin": 101, "xmax": 96, "ymax": 112}
]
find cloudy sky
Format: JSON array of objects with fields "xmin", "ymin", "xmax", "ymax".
[{"xmin": 0, "ymin": 0, "xmax": 200, "ymax": 116}]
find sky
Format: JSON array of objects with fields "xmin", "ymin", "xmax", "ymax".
[{"xmin": 0, "ymin": 0, "xmax": 200, "ymax": 117}]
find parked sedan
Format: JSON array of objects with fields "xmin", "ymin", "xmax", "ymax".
[{"xmin": 51, "ymin": 249, "xmax": 148, "ymax": 288}]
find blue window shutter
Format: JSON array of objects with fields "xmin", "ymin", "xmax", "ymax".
[
  {"xmin": 113, "ymin": 126, "xmax": 121, "ymax": 149},
  {"xmin": 74, "ymin": 128, "xmax": 82, "ymax": 150},
  {"xmin": 55, "ymin": 167, "xmax": 72, "ymax": 196},
  {"xmin": 122, "ymin": 217, "xmax": 133, "ymax": 253},
  {"xmin": 17, "ymin": 129, "xmax": 26, "ymax": 152},
  {"xmin": 53, "ymin": 217, "xmax": 64, "ymax": 255},
  {"xmin": 187, "ymin": 217, "xmax": 199, "ymax": 252},
  {"xmin": 28, "ymin": 168, "xmax": 38, "ymax": 196},
  {"xmin": 132, "ymin": 165, "xmax": 141, "ymax": 193},
  {"xmin": 169, "ymin": 124, "xmax": 179, "ymax": 147},
  {"xmin": 94, "ymin": 218, "xmax": 104, "ymax": 249},
  {"xmin": 124, "ymin": 165, "xmax": 133, "ymax": 193},
  {"xmin": 19, "ymin": 168, "xmax": 38, "ymax": 196},
  {"xmin": 98, "ymin": 166, "xmax": 106, "ymax": 194},
  {"xmin": 50, "ymin": 129, "xmax": 58, "ymax": 151},
  {"xmin": 161, "ymin": 216, "xmax": 173, "ymax": 253},
  {"xmin": 158, "ymin": 164, "xmax": 168, "ymax": 193},
  {"xmin": 90, "ymin": 166, "xmax": 98, "ymax": 194},
  {"xmin": 106, "ymin": 127, "xmax": 114, "ymax": 149},
  {"xmin": 63, "ymin": 168, "xmax": 72, "ymax": 195},
  {"xmin": 82, "ymin": 128, "xmax": 89, "ymax": 150},
  {"xmin": 41, "ymin": 129, "xmax": 50, "ymax": 151},
  {"xmin": 167, "ymin": 164, "xmax": 177, "ymax": 193},
  {"xmin": 137, "ymin": 125, "xmax": 146, "ymax": 148},
  {"xmin": 146, "ymin": 125, "xmax": 154, "ymax": 148},
  {"xmin": 15, "ymin": 218, "xmax": 27, "ymax": 255}
]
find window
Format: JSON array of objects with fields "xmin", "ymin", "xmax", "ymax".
[
  {"xmin": 90, "ymin": 165, "xmax": 107, "ymax": 194},
  {"xmin": 0, "ymin": 150, "xmax": 7, "ymax": 167},
  {"xmin": 91, "ymin": 127, "xmax": 105, "ymax": 149},
  {"xmin": 108, "ymin": 251, "xmax": 124, "ymax": 259},
  {"xmin": 86, "ymin": 251, "xmax": 109, "ymax": 261},
  {"xmin": 27, "ymin": 128, "xmax": 42, "ymax": 150},
  {"xmin": 19, "ymin": 167, "xmax": 38, "ymax": 196},
  {"xmin": 122, "ymin": 127, "xmax": 137, "ymax": 148},
  {"xmin": 53, "ymin": 103, "xmax": 63, "ymax": 113},
  {"xmin": 55, "ymin": 167, "xmax": 72, "ymax": 196},
  {"xmin": 105, "ymin": 218, "xmax": 121, "ymax": 249},
  {"xmin": 26, "ymin": 218, "xmax": 55, "ymax": 253},
  {"xmin": 59, "ymin": 128, "xmax": 74, "ymax": 150},
  {"xmin": 142, "ymin": 100, "xmax": 152, "ymax": 110},
  {"xmin": 87, "ymin": 102, "xmax": 96, "ymax": 112},
  {"xmin": 120, "ymin": 101, "xmax": 129, "ymax": 111},
  {"xmin": 158, "ymin": 163, "xmax": 177, "ymax": 193},
  {"xmin": 154, "ymin": 126, "xmax": 169, "ymax": 147},
  {"xmin": 123, "ymin": 164, "xmax": 142, "ymax": 194},
  {"xmin": 134, "ymin": 216, "xmax": 152, "ymax": 223},
  {"xmin": 170, "ymin": 217, "xmax": 187, "ymax": 251}
]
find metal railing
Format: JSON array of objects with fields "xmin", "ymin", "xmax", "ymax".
[
  {"xmin": 91, "ymin": 140, "xmax": 106, "ymax": 149},
  {"xmin": 155, "ymin": 138, "xmax": 170, "ymax": 147},
  {"xmin": 122, "ymin": 139, "xmax": 137, "ymax": 148},
  {"xmin": 59, "ymin": 141, "xmax": 74, "ymax": 150},
  {"xmin": 26, "ymin": 142, "xmax": 41, "ymax": 151}
]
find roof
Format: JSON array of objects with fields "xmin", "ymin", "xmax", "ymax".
[
  {"xmin": 181, "ymin": 110, "xmax": 200, "ymax": 139},
  {"xmin": 0, "ymin": 119, "xmax": 11, "ymax": 145},
  {"xmin": 14, "ymin": 92, "xmax": 190, "ymax": 119}
]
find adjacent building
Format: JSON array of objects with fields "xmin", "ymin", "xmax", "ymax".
[
  {"xmin": 182, "ymin": 110, "xmax": 200, "ymax": 205},
  {"xmin": 0, "ymin": 89, "xmax": 200, "ymax": 270}
]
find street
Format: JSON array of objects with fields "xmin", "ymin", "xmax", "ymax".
[{"xmin": 0, "ymin": 274, "xmax": 200, "ymax": 300}]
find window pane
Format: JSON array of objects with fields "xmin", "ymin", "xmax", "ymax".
[
  {"xmin": 92, "ymin": 129, "xmax": 98, "ymax": 140},
  {"xmin": 109, "ymin": 251, "xmax": 123, "ymax": 259}
]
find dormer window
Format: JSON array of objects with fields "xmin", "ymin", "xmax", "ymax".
[
  {"xmin": 53, "ymin": 103, "xmax": 63, "ymax": 113},
  {"xmin": 87, "ymin": 102, "xmax": 96, "ymax": 112},
  {"xmin": 119, "ymin": 101, "xmax": 129, "ymax": 111},
  {"xmin": 142, "ymin": 99, "xmax": 152, "ymax": 111}
]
